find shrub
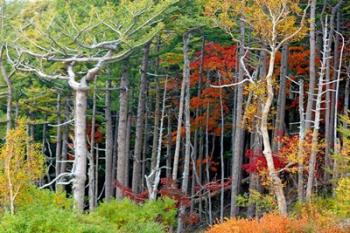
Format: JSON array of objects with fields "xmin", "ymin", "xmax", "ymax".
[
  {"xmin": 0, "ymin": 187, "xmax": 176, "ymax": 233},
  {"xmin": 205, "ymin": 212, "xmax": 349, "ymax": 233},
  {"xmin": 92, "ymin": 197, "xmax": 176, "ymax": 232},
  {"xmin": 335, "ymin": 177, "xmax": 350, "ymax": 217}
]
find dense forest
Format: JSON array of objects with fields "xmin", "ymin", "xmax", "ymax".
[{"xmin": 0, "ymin": 0, "xmax": 350, "ymax": 232}]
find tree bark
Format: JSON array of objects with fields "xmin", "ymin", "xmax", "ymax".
[
  {"xmin": 297, "ymin": 80, "xmax": 305, "ymax": 202},
  {"xmin": 125, "ymin": 114, "xmax": 131, "ymax": 188},
  {"xmin": 116, "ymin": 62, "xmax": 129, "ymax": 199},
  {"xmin": 273, "ymin": 43, "xmax": 288, "ymax": 151},
  {"xmin": 55, "ymin": 94, "xmax": 62, "ymax": 191},
  {"xmin": 72, "ymin": 89, "xmax": 88, "ymax": 212},
  {"xmin": 172, "ymin": 76, "xmax": 186, "ymax": 181},
  {"xmin": 230, "ymin": 19, "xmax": 245, "ymax": 217},
  {"xmin": 151, "ymin": 39, "xmax": 161, "ymax": 172},
  {"xmin": 261, "ymin": 49, "xmax": 287, "ymax": 216},
  {"xmin": 219, "ymin": 74, "xmax": 225, "ymax": 221},
  {"xmin": 306, "ymin": 17, "xmax": 329, "ymax": 201},
  {"xmin": 166, "ymin": 113, "xmax": 172, "ymax": 179},
  {"xmin": 88, "ymin": 79, "xmax": 97, "ymax": 210},
  {"xmin": 132, "ymin": 43, "xmax": 150, "ymax": 193},
  {"xmin": 177, "ymin": 32, "xmax": 191, "ymax": 233},
  {"xmin": 305, "ymin": 0, "xmax": 317, "ymax": 131},
  {"xmin": 105, "ymin": 80, "xmax": 114, "ymax": 200},
  {"xmin": 0, "ymin": 51, "xmax": 13, "ymax": 135}
]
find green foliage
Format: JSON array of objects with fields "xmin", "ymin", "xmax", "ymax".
[
  {"xmin": 236, "ymin": 190, "xmax": 276, "ymax": 214},
  {"xmin": 0, "ymin": 187, "xmax": 176, "ymax": 233},
  {"xmin": 333, "ymin": 114, "xmax": 350, "ymax": 180},
  {"xmin": 335, "ymin": 177, "xmax": 350, "ymax": 217},
  {"xmin": 16, "ymin": 186, "xmax": 73, "ymax": 210},
  {"xmin": 0, "ymin": 204, "xmax": 85, "ymax": 233},
  {"xmin": 91, "ymin": 197, "xmax": 176, "ymax": 232}
]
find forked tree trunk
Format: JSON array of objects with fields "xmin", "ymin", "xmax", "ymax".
[{"xmin": 145, "ymin": 78, "xmax": 168, "ymax": 200}]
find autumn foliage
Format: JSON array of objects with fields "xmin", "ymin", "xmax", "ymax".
[{"xmin": 206, "ymin": 213, "xmax": 350, "ymax": 233}]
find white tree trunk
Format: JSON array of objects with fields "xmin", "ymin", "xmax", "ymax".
[
  {"xmin": 261, "ymin": 49, "xmax": 287, "ymax": 216},
  {"xmin": 306, "ymin": 17, "xmax": 329, "ymax": 201},
  {"xmin": 73, "ymin": 89, "xmax": 88, "ymax": 212}
]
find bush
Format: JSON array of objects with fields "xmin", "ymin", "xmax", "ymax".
[
  {"xmin": 205, "ymin": 212, "xmax": 350, "ymax": 233},
  {"xmin": 0, "ymin": 187, "xmax": 176, "ymax": 233},
  {"xmin": 335, "ymin": 177, "xmax": 350, "ymax": 217},
  {"xmin": 92, "ymin": 197, "xmax": 176, "ymax": 233}
]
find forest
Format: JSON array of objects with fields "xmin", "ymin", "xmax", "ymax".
[{"xmin": 0, "ymin": 0, "xmax": 350, "ymax": 232}]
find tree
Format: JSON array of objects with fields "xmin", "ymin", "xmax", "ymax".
[
  {"xmin": 0, "ymin": 119, "xmax": 45, "ymax": 214},
  {"xmin": 206, "ymin": 0, "xmax": 310, "ymax": 215},
  {"xmin": 9, "ymin": 0, "xmax": 178, "ymax": 211}
]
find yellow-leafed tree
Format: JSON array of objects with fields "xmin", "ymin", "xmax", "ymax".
[{"xmin": 0, "ymin": 119, "xmax": 45, "ymax": 214}]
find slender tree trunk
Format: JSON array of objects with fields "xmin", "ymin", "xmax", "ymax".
[
  {"xmin": 328, "ymin": 9, "xmax": 341, "ymax": 186},
  {"xmin": 230, "ymin": 19, "xmax": 245, "ymax": 217},
  {"xmin": 132, "ymin": 43, "xmax": 150, "ymax": 193},
  {"xmin": 0, "ymin": 53, "xmax": 13, "ymax": 135},
  {"xmin": 305, "ymin": 0, "xmax": 317, "ymax": 131},
  {"xmin": 306, "ymin": 17, "xmax": 329, "ymax": 201},
  {"xmin": 73, "ymin": 89, "xmax": 88, "ymax": 212},
  {"xmin": 141, "ymin": 112, "xmax": 149, "ymax": 191},
  {"xmin": 343, "ymin": 62, "xmax": 350, "ymax": 125},
  {"xmin": 166, "ymin": 113, "xmax": 172, "ymax": 179},
  {"xmin": 323, "ymin": 2, "xmax": 342, "ymax": 184},
  {"xmin": 146, "ymin": 78, "xmax": 168, "ymax": 200},
  {"xmin": 297, "ymin": 80, "xmax": 305, "ymax": 202},
  {"xmin": 105, "ymin": 80, "xmax": 113, "ymax": 200},
  {"xmin": 273, "ymin": 43, "xmax": 288, "ymax": 151},
  {"xmin": 177, "ymin": 32, "xmax": 191, "ymax": 233},
  {"xmin": 205, "ymin": 103, "xmax": 213, "ymax": 225},
  {"xmin": 261, "ymin": 49, "xmax": 287, "ymax": 216},
  {"xmin": 116, "ymin": 63, "xmax": 129, "ymax": 199},
  {"xmin": 59, "ymin": 99, "xmax": 69, "ymax": 190},
  {"xmin": 151, "ymin": 39, "xmax": 161, "ymax": 172},
  {"xmin": 172, "ymin": 77, "xmax": 186, "ymax": 181},
  {"xmin": 332, "ymin": 13, "xmax": 345, "ymax": 192},
  {"xmin": 112, "ymin": 114, "xmax": 118, "ymax": 196},
  {"xmin": 55, "ymin": 94, "xmax": 62, "ymax": 191},
  {"xmin": 125, "ymin": 114, "xmax": 131, "ymax": 188},
  {"xmin": 95, "ymin": 144, "xmax": 100, "ymax": 206},
  {"xmin": 151, "ymin": 79, "xmax": 160, "ymax": 169},
  {"xmin": 219, "ymin": 74, "xmax": 225, "ymax": 221},
  {"xmin": 89, "ymin": 79, "xmax": 97, "ymax": 210}
]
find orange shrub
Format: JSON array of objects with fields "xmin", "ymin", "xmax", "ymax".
[{"xmin": 205, "ymin": 213, "xmax": 349, "ymax": 233}]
